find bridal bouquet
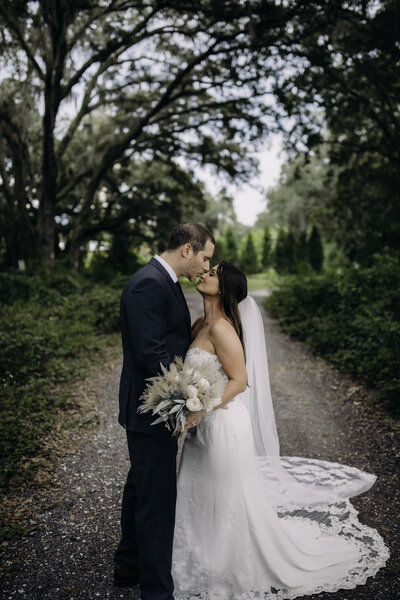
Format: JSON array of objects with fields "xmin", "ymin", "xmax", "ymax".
[{"xmin": 138, "ymin": 357, "xmax": 226, "ymax": 437}]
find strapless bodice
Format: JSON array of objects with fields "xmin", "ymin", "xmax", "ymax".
[
  {"xmin": 185, "ymin": 347, "xmax": 227, "ymax": 380},
  {"xmin": 185, "ymin": 346, "xmax": 220, "ymax": 365}
]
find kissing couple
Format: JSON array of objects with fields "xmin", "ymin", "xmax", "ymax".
[{"xmin": 114, "ymin": 221, "xmax": 388, "ymax": 600}]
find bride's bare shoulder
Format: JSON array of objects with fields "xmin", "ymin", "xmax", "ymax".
[
  {"xmin": 209, "ymin": 317, "xmax": 236, "ymax": 338},
  {"xmin": 210, "ymin": 318, "xmax": 244, "ymax": 361}
]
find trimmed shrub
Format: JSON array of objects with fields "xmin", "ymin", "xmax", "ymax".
[
  {"xmin": 0, "ymin": 270, "xmax": 121, "ymax": 486},
  {"xmin": 265, "ymin": 254, "xmax": 400, "ymax": 414},
  {"xmin": 261, "ymin": 223, "xmax": 272, "ymax": 269}
]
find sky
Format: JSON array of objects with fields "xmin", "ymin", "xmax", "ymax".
[{"xmin": 199, "ymin": 134, "xmax": 286, "ymax": 227}]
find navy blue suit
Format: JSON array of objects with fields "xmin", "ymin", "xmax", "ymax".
[{"xmin": 115, "ymin": 258, "xmax": 191, "ymax": 600}]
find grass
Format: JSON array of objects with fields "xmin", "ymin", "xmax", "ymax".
[{"xmin": 246, "ymin": 270, "xmax": 280, "ymax": 291}]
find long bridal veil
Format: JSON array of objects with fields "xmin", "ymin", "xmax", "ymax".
[
  {"xmin": 236, "ymin": 296, "xmax": 389, "ymax": 586},
  {"xmin": 238, "ymin": 295, "xmax": 377, "ymax": 507}
]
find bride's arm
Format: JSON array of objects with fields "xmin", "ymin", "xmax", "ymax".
[{"xmin": 210, "ymin": 319, "xmax": 247, "ymax": 410}]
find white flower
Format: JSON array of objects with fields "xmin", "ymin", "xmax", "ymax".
[
  {"xmin": 186, "ymin": 397, "xmax": 202, "ymax": 411},
  {"xmin": 198, "ymin": 377, "xmax": 210, "ymax": 391},
  {"xmin": 188, "ymin": 384, "xmax": 198, "ymax": 397}
]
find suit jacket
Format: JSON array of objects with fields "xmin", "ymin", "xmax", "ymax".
[{"xmin": 118, "ymin": 257, "xmax": 192, "ymax": 433}]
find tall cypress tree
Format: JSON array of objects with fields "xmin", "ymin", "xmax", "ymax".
[
  {"xmin": 308, "ymin": 224, "xmax": 324, "ymax": 272},
  {"xmin": 261, "ymin": 223, "xmax": 272, "ymax": 269},
  {"xmin": 224, "ymin": 225, "xmax": 239, "ymax": 265},
  {"xmin": 240, "ymin": 231, "xmax": 259, "ymax": 274},
  {"xmin": 294, "ymin": 231, "xmax": 308, "ymax": 265},
  {"xmin": 273, "ymin": 228, "xmax": 295, "ymax": 273},
  {"xmin": 285, "ymin": 230, "xmax": 296, "ymax": 273},
  {"xmin": 211, "ymin": 238, "xmax": 226, "ymax": 266},
  {"xmin": 273, "ymin": 228, "xmax": 287, "ymax": 273}
]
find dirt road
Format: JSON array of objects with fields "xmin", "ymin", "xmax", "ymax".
[{"xmin": 0, "ymin": 291, "xmax": 398, "ymax": 599}]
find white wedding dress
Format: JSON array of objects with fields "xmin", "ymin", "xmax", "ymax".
[{"xmin": 172, "ymin": 298, "xmax": 389, "ymax": 600}]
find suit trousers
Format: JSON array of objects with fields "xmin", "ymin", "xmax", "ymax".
[{"xmin": 115, "ymin": 431, "xmax": 178, "ymax": 600}]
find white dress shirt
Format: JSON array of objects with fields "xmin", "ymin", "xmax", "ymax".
[{"xmin": 154, "ymin": 255, "xmax": 178, "ymax": 283}]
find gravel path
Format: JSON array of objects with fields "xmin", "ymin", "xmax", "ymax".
[{"xmin": 1, "ymin": 290, "xmax": 398, "ymax": 600}]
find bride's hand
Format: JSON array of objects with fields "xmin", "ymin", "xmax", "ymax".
[
  {"xmin": 213, "ymin": 402, "xmax": 229, "ymax": 410},
  {"xmin": 184, "ymin": 411, "xmax": 207, "ymax": 431}
]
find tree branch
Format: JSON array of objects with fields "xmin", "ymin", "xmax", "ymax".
[
  {"xmin": 62, "ymin": 5, "xmax": 167, "ymax": 100},
  {"xmin": 57, "ymin": 47, "xmax": 129, "ymax": 159},
  {"xmin": 0, "ymin": 157, "xmax": 13, "ymax": 205},
  {"xmin": 0, "ymin": 7, "xmax": 45, "ymax": 80}
]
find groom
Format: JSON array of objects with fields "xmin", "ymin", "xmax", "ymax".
[{"xmin": 114, "ymin": 222, "xmax": 215, "ymax": 600}]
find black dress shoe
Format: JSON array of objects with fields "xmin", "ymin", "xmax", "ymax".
[{"xmin": 114, "ymin": 564, "xmax": 140, "ymax": 588}]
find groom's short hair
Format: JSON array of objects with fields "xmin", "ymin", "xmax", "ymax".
[{"xmin": 167, "ymin": 222, "xmax": 215, "ymax": 254}]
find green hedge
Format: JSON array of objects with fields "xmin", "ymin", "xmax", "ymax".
[
  {"xmin": 0, "ymin": 269, "xmax": 123, "ymax": 486},
  {"xmin": 265, "ymin": 255, "xmax": 400, "ymax": 414}
]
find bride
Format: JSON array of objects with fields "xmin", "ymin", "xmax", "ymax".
[{"xmin": 172, "ymin": 261, "xmax": 389, "ymax": 600}]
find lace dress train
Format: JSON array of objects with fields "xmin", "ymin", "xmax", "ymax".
[{"xmin": 172, "ymin": 348, "xmax": 389, "ymax": 600}]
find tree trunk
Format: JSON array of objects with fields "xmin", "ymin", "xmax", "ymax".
[
  {"xmin": 37, "ymin": 193, "xmax": 56, "ymax": 267},
  {"xmin": 70, "ymin": 238, "xmax": 81, "ymax": 271},
  {"xmin": 37, "ymin": 3, "xmax": 68, "ymax": 267},
  {"xmin": 37, "ymin": 68, "xmax": 58, "ymax": 267}
]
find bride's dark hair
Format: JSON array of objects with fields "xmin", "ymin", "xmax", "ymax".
[{"xmin": 217, "ymin": 261, "xmax": 247, "ymax": 356}]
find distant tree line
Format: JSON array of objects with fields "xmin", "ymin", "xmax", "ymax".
[{"xmin": 213, "ymin": 223, "xmax": 324, "ymax": 276}]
